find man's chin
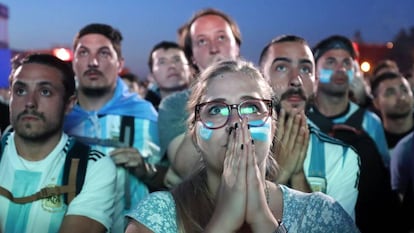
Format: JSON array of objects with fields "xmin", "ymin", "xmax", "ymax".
[
  {"xmin": 283, "ymin": 101, "xmax": 305, "ymax": 113},
  {"xmin": 387, "ymin": 111, "xmax": 412, "ymax": 119},
  {"xmin": 80, "ymin": 86, "xmax": 111, "ymax": 97}
]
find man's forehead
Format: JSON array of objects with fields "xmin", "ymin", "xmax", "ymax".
[
  {"xmin": 268, "ymin": 43, "xmax": 313, "ymax": 61},
  {"xmin": 191, "ymin": 15, "xmax": 231, "ymax": 34},
  {"xmin": 76, "ymin": 34, "xmax": 113, "ymax": 48},
  {"xmin": 380, "ymin": 77, "xmax": 408, "ymax": 87},
  {"xmin": 320, "ymin": 48, "xmax": 353, "ymax": 59},
  {"xmin": 154, "ymin": 48, "xmax": 184, "ymax": 56}
]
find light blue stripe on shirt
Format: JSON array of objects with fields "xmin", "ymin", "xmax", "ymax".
[{"xmin": 6, "ymin": 170, "xmax": 41, "ymax": 233}]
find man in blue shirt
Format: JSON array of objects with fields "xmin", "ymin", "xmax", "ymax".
[{"xmin": 64, "ymin": 23, "xmax": 160, "ymax": 233}]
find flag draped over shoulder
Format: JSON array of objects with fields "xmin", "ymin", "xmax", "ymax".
[{"xmin": 64, "ymin": 78, "xmax": 158, "ymax": 131}]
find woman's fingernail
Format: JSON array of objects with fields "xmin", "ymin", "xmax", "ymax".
[{"xmin": 228, "ymin": 127, "xmax": 233, "ymax": 135}]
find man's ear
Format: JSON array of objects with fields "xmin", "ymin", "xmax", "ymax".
[
  {"xmin": 314, "ymin": 71, "xmax": 320, "ymax": 94},
  {"xmin": 372, "ymin": 95, "xmax": 380, "ymax": 111},
  {"xmin": 147, "ymin": 73, "xmax": 155, "ymax": 83},
  {"xmin": 65, "ymin": 95, "xmax": 77, "ymax": 115},
  {"xmin": 117, "ymin": 57, "xmax": 125, "ymax": 74}
]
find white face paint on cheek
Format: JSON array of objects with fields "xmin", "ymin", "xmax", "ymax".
[{"xmin": 248, "ymin": 118, "xmax": 272, "ymax": 141}]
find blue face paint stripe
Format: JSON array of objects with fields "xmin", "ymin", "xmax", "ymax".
[
  {"xmin": 5, "ymin": 170, "xmax": 41, "ymax": 233},
  {"xmin": 347, "ymin": 70, "xmax": 354, "ymax": 83},
  {"xmin": 319, "ymin": 68, "xmax": 355, "ymax": 84},
  {"xmin": 199, "ymin": 122, "xmax": 213, "ymax": 140},
  {"xmin": 249, "ymin": 119, "xmax": 271, "ymax": 141},
  {"xmin": 199, "ymin": 120, "xmax": 271, "ymax": 142},
  {"xmin": 319, "ymin": 69, "xmax": 334, "ymax": 83}
]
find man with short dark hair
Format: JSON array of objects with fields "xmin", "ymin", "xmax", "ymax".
[
  {"xmin": 147, "ymin": 41, "xmax": 191, "ymax": 102},
  {"xmin": 259, "ymin": 34, "xmax": 360, "ymax": 219},
  {"xmin": 0, "ymin": 54, "xmax": 116, "ymax": 233},
  {"xmin": 371, "ymin": 71, "xmax": 414, "ymax": 152},
  {"xmin": 64, "ymin": 23, "xmax": 160, "ymax": 233}
]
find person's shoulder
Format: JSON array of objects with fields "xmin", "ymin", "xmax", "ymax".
[
  {"xmin": 281, "ymin": 184, "xmax": 337, "ymax": 205},
  {"xmin": 309, "ymin": 124, "xmax": 346, "ymax": 146},
  {"xmin": 392, "ymin": 131, "xmax": 414, "ymax": 158},
  {"xmin": 127, "ymin": 91, "xmax": 157, "ymax": 109},
  {"xmin": 87, "ymin": 148, "xmax": 109, "ymax": 162},
  {"xmin": 130, "ymin": 191, "xmax": 174, "ymax": 211},
  {"xmin": 126, "ymin": 191, "xmax": 177, "ymax": 232},
  {"xmin": 309, "ymin": 124, "xmax": 358, "ymax": 154},
  {"xmin": 146, "ymin": 191, "xmax": 173, "ymax": 201},
  {"xmin": 358, "ymin": 104, "xmax": 382, "ymax": 123},
  {"xmin": 65, "ymin": 138, "xmax": 113, "ymax": 167},
  {"xmin": 159, "ymin": 89, "xmax": 190, "ymax": 110},
  {"xmin": 396, "ymin": 131, "xmax": 414, "ymax": 146},
  {"xmin": 280, "ymin": 185, "xmax": 358, "ymax": 231}
]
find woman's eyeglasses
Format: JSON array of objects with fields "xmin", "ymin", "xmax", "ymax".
[{"xmin": 195, "ymin": 99, "xmax": 272, "ymax": 129}]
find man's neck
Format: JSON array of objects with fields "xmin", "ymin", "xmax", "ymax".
[
  {"xmin": 159, "ymin": 84, "xmax": 188, "ymax": 99},
  {"xmin": 14, "ymin": 132, "xmax": 62, "ymax": 161},
  {"xmin": 315, "ymin": 92, "xmax": 349, "ymax": 117},
  {"xmin": 77, "ymin": 89, "xmax": 115, "ymax": 111},
  {"xmin": 383, "ymin": 115, "xmax": 414, "ymax": 134}
]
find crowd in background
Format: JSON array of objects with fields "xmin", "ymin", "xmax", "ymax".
[{"xmin": 0, "ymin": 7, "xmax": 414, "ymax": 233}]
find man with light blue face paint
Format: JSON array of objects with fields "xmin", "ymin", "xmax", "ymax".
[
  {"xmin": 310, "ymin": 35, "xmax": 389, "ymax": 166},
  {"xmin": 307, "ymin": 35, "xmax": 402, "ymax": 233}
]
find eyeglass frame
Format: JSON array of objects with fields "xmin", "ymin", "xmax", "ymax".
[{"xmin": 194, "ymin": 98, "xmax": 273, "ymax": 130}]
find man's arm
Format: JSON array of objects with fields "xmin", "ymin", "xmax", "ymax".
[
  {"xmin": 59, "ymin": 215, "xmax": 106, "ymax": 233},
  {"xmin": 66, "ymin": 150, "xmax": 116, "ymax": 232}
]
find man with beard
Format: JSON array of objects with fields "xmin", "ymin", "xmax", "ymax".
[
  {"xmin": 158, "ymin": 8, "xmax": 241, "ymax": 187},
  {"xmin": 147, "ymin": 41, "xmax": 192, "ymax": 110},
  {"xmin": 259, "ymin": 35, "xmax": 360, "ymax": 219},
  {"xmin": 371, "ymin": 71, "xmax": 414, "ymax": 153},
  {"xmin": 63, "ymin": 23, "xmax": 160, "ymax": 233},
  {"xmin": 0, "ymin": 54, "xmax": 116, "ymax": 233}
]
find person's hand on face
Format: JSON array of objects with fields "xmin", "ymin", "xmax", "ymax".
[
  {"xmin": 210, "ymin": 120, "xmax": 247, "ymax": 232},
  {"xmin": 211, "ymin": 117, "xmax": 277, "ymax": 232},
  {"xmin": 292, "ymin": 112, "xmax": 309, "ymax": 176},
  {"xmin": 273, "ymin": 108, "xmax": 309, "ymax": 183},
  {"xmin": 243, "ymin": 117, "xmax": 277, "ymax": 231}
]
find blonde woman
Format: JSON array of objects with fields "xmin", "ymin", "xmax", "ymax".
[{"xmin": 125, "ymin": 59, "xmax": 359, "ymax": 233}]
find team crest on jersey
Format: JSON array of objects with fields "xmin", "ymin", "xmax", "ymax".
[{"xmin": 41, "ymin": 184, "xmax": 65, "ymax": 213}]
